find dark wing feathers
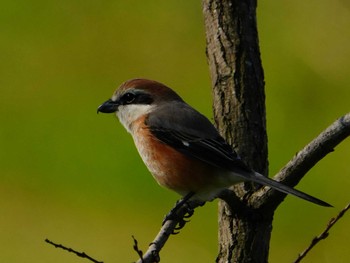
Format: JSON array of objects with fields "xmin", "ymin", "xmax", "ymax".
[
  {"xmin": 146, "ymin": 102, "xmax": 252, "ymax": 174},
  {"xmin": 150, "ymin": 128, "xmax": 252, "ymax": 173}
]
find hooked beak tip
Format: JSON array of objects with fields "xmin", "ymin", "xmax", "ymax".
[{"xmin": 97, "ymin": 99, "xmax": 119, "ymax": 114}]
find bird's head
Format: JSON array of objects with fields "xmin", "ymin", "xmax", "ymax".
[{"xmin": 97, "ymin": 78, "xmax": 183, "ymax": 133}]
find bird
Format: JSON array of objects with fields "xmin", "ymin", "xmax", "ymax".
[{"xmin": 97, "ymin": 78, "xmax": 331, "ymax": 208}]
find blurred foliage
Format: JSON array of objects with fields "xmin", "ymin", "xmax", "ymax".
[{"xmin": 1, "ymin": 0, "xmax": 350, "ymax": 262}]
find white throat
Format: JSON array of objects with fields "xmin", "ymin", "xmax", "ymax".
[{"xmin": 116, "ymin": 104, "xmax": 155, "ymax": 133}]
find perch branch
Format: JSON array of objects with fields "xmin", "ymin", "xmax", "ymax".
[
  {"xmin": 250, "ymin": 113, "xmax": 350, "ymax": 208},
  {"xmin": 293, "ymin": 203, "xmax": 350, "ymax": 263}
]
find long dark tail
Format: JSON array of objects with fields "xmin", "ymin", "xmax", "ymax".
[{"xmin": 249, "ymin": 172, "xmax": 332, "ymax": 207}]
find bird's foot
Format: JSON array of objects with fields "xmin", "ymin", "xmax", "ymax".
[{"xmin": 162, "ymin": 192, "xmax": 196, "ymax": 233}]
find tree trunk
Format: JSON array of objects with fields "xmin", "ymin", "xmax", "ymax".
[{"xmin": 202, "ymin": 0, "xmax": 270, "ymax": 262}]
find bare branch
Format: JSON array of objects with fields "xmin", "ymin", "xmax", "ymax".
[
  {"xmin": 251, "ymin": 113, "xmax": 350, "ymax": 208},
  {"xmin": 45, "ymin": 239, "xmax": 103, "ymax": 263},
  {"xmin": 275, "ymin": 113, "xmax": 350, "ymax": 183},
  {"xmin": 293, "ymin": 203, "xmax": 350, "ymax": 263}
]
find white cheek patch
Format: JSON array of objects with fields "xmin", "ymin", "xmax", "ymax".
[{"xmin": 117, "ymin": 104, "xmax": 155, "ymax": 133}]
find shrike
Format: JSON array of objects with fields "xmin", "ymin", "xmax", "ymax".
[{"xmin": 98, "ymin": 78, "xmax": 330, "ymax": 207}]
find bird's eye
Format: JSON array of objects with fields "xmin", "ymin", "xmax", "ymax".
[{"xmin": 123, "ymin": 92, "xmax": 136, "ymax": 104}]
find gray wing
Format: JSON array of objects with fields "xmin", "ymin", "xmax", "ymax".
[{"xmin": 146, "ymin": 101, "xmax": 252, "ymax": 174}]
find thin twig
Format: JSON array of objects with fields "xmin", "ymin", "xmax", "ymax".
[
  {"xmin": 45, "ymin": 239, "xmax": 103, "ymax": 263},
  {"xmin": 293, "ymin": 203, "xmax": 350, "ymax": 263},
  {"xmin": 132, "ymin": 235, "xmax": 144, "ymax": 263}
]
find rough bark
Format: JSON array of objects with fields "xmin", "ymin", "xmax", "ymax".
[{"xmin": 202, "ymin": 0, "xmax": 269, "ymax": 262}]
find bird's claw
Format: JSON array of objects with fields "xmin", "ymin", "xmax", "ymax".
[
  {"xmin": 162, "ymin": 203, "xmax": 194, "ymax": 223},
  {"xmin": 169, "ymin": 206, "xmax": 194, "ymax": 234},
  {"xmin": 162, "ymin": 193, "xmax": 196, "ymax": 233}
]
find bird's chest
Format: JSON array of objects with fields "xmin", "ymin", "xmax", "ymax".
[
  {"xmin": 130, "ymin": 119, "xmax": 222, "ymax": 196},
  {"xmin": 132, "ymin": 124, "xmax": 174, "ymax": 178}
]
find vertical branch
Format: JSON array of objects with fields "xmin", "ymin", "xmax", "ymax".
[
  {"xmin": 203, "ymin": 0, "xmax": 268, "ymax": 262},
  {"xmin": 203, "ymin": 0, "xmax": 266, "ymax": 172}
]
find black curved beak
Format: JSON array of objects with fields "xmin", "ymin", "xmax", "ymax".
[{"xmin": 97, "ymin": 99, "xmax": 119, "ymax": 114}]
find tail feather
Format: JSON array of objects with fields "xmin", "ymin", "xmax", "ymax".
[{"xmin": 249, "ymin": 172, "xmax": 332, "ymax": 207}]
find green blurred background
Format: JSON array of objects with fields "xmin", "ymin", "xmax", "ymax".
[{"xmin": 1, "ymin": 1, "xmax": 350, "ymax": 262}]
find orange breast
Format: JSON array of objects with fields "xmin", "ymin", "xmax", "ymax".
[{"xmin": 131, "ymin": 116, "xmax": 227, "ymax": 196}]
